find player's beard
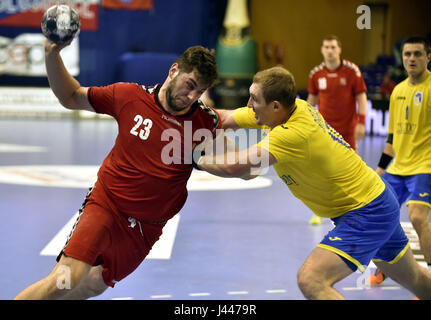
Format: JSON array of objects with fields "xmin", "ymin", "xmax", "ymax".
[{"xmin": 165, "ymin": 75, "xmax": 190, "ymax": 113}]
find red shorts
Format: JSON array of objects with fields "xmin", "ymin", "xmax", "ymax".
[{"xmin": 58, "ymin": 182, "xmax": 165, "ymax": 287}]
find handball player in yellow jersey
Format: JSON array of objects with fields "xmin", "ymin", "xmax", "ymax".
[
  {"xmin": 194, "ymin": 66, "xmax": 431, "ymax": 299},
  {"xmin": 368, "ymin": 36, "xmax": 431, "ymax": 286}
]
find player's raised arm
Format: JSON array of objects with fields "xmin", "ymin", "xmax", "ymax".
[
  {"xmin": 44, "ymin": 40, "xmax": 93, "ymax": 112},
  {"xmin": 42, "ymin": 5, "xmax": 94, "ymax": 112}
]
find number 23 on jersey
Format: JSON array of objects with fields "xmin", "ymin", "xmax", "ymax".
[{"xmin": 130, "ymin": 114, "xmax": 153, "ymax": 140}]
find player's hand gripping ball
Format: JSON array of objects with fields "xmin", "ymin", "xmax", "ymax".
[{"xmin": 41, "ymin": 5, "xmax": 81, "ymax": 45}]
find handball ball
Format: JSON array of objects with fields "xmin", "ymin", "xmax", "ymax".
[{"xmin": 41, "ymin": 5, "xmax": 81, "ymax": 45}]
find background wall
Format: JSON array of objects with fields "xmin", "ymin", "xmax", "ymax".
[
  {"xmin": 0, "ymin": 0, "xmax": 429, "ymax": 92},
  {"xmin": 0, "ymin": 0, "xmax": 227, "ymax": 86},
  {"xmin": 250, "ymin": 0, "xmax": 431, "ymax": 90}
]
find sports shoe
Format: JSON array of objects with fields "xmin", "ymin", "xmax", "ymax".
[
  {"xmin": 309, "ymin": 214, "xmax": 323, "ymax": 225},
  {"xmin": 366, "ymin": 268, "xmax": 386, "ymax": 286}
]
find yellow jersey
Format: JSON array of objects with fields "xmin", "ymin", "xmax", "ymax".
[
  {"xmin": 233, "ymin": 99, "xmax": 385, "ymax": 218},
  {"xmin": 387, "ymin": 72, "xmax": 431, "ymax": 175}
]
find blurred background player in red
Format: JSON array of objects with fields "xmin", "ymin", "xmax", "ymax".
[
  {"xmin": 380, "ymin": 73, "xmax": 396, "ymax": 100},
  {"xmin": 307, "ymin": 34, "xmax": 368, "ymax": 225}
]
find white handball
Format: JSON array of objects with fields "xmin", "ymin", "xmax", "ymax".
[{"xmin": 41, "ymin": 5, "xmax": 81, "ymax": 45}]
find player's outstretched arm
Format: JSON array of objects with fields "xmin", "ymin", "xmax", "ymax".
[
  {"xmin": 217, "ymin": 109, "xmax": 241, "ymax": 130},
  {"xmin": 44, "ymin": 39, "xmax": 94, "ymax": 112},
  {"xmin": 196, "ymin": 145, "xmax": 276, "ymax": 179}
]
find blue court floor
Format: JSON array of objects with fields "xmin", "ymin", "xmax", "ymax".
[{"xmin": 0, "ymin": 118, "xmax": 424, "ymax": 300}]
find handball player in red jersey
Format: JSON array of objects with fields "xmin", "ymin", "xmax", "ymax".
[
  {"xmin": 307, "ymin": 34, "xmax": 368, "ymax": 225},
  {"xmin": 307, "ymin": 34, "xmax": 367, "ymax": 151},
  {"xmin": 15, "ymin": 40, "xmax": 223, "ymax": 299}
]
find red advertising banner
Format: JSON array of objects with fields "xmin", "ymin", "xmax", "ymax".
[
  {"xmin": 102, "ymin": 0, "xmax": 153, "ymax": 10},
  {"xmin": 0, "ymin": 1, "xmax": 99, "ymax": 31}
]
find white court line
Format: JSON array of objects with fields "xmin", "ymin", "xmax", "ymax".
[
  {"xmin": 127, "ymin": 289, "xmax": 292, "ymax": 299},
  {"xmin": 189, "ymin": 292, "xmax": 211, "ymax": 297},
  {"xmin": 150, "ymin": 294, "xmax": 172, "ymax": 299},
  {"xmin": 0, "ymin": 143, "xmax": 47, "ymax": 153},
  {"xmin": 227, "ymin": 291, "xmax": 249, "ymax": 295},
  {"xmin": 342, "ymin": 287, "xmax": 364, "ymax": 291},
  {"xmin": 265, "ymin": 289, "xmax": 287, "ymax": 294},
  {"xmin": 342, "ymin": 286, "xmax": 401, "ymax": 291}
]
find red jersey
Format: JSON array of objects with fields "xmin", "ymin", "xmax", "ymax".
[
  {"xmin": 308, "ymin": 59, "xmax": 367, "ymax": 136},
  {"xmin": 88, "ymin": 83, "xmax": 221, "ymax": 222},
  {"xmin": 380, "ymin": 81, "xmax": 395, "ymax": 99}
]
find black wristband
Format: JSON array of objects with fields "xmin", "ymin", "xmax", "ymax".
[
  {"xmin": 378, "ymin": 153, "xmax": 393, "ymax": 170},
  {"xmin": 192, "ymin": 149, "xmax": 205, "ymax": 170},
  {"xmin": 386, "ymin": 133, "xmax": 393, "ymax": 144}
]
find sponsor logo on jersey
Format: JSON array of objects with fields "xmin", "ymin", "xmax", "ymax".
[
  {"xmin": 161, "ymin": 114, "xmax": 182, "ymax": 127},
  {"xmin": 281, "ymin": 174, "xmax": 298, "ymax": 186}
]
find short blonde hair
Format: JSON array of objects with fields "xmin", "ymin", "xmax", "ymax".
[{"xmin": 253, "ymin": 66, "xmax": 296, "ymax": 108}]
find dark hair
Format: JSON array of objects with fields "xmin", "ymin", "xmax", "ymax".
[
  {"xmin": 175, "ymin": 46, "xmax": 218, "ymax": 87},
  {"xmin": 253, "ymin": 66, "xmax": 297, "ymax": 108},
  {"xmin": 322, "ymin": 34, "xmax": 342, "ymax": 48},
  {"xmin": 401, "ymin": 36, "xmax": 431, "ymax": 54}
]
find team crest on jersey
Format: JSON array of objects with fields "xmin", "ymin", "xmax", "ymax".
[
  {"xmin": 340, "ymin": 77, "xmax": 347, "ymax": 86},
  {"xmin": 318, "ymin": 77, "xmax": 327, "ymax": 90},
  {"xmin": 413, "ymin": 92, "xmax": 423, "ymax": 106}
]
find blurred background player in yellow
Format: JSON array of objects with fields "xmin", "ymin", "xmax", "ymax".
[
  {"xmin": 368, "ymin": 36, "xmax": 431, "ymax": 286},
  {"xmin": 195, "ymin": 66, "xmax": 431, "ymax": 299},
  {"xmin": 307, "ymin": 35, "xmax": 368, "ymax": 225}
]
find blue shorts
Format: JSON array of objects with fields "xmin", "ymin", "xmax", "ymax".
[
  {"xmin": 318, "ymin": 180, "xmax": 410, "ymax": 272},
  {"xmin": 382, "ymin": 172, "xmax": 431, "ymax": 208}
]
